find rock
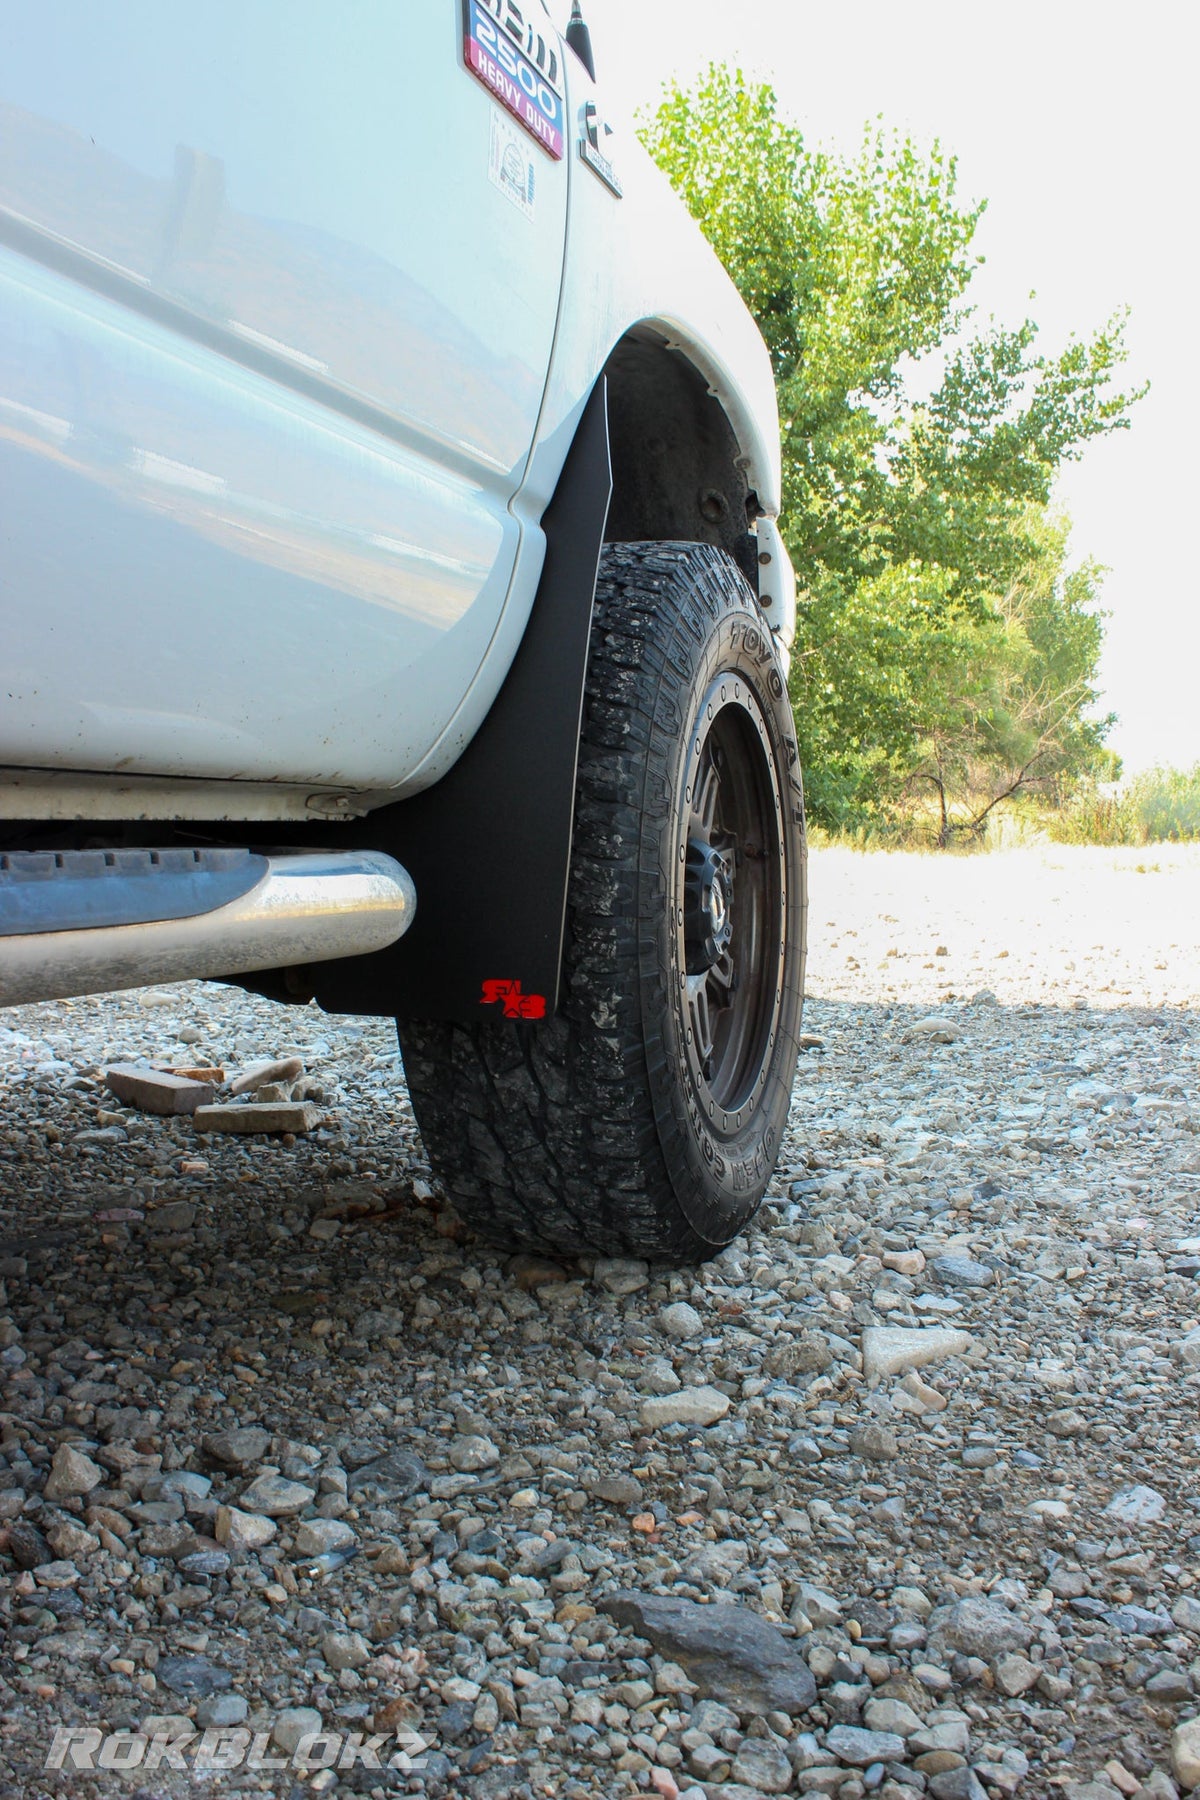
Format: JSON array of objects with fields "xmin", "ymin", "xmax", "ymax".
[
  {"xmin": 349, "ymin": 1448, "xmax": 427, "ymax": 1501},
  {"xmin": 863, "ymin": 1697, "xmax": 924, "ymax": 1736},
  {"xmin": 294, "ymin": 1518, "xmax": 357, "ymax": 1558},
  {"xmin": 272, "ymin": 1708, "xmax": 324, "ymax": 1757},
  {"xmin": 639, "ymin": 1386, "xmax": 731, "ymax": 1429},
  {"xmin": 322, "ymin": 1630, "xmax": 370, "ymax": 1670},
  {"xmin": 156, "ymin": 1655, "xmax": 232, "ymax": 1699},
  {"xmin": 32, "ymin": 1558, "xmax": 80, "ymax": 1588},
  {"xmin": 214, "ymin": 1506, "xmax": 277, "ymax": 1551},
  {"xmin": 1173, "ymin": 1595, "xmax": 1200, "ymax": 1634},
  {"xmin": 228, "ymin": 1056, "xmax": 305, "ymax": 1096},
  {"xmin": 1146, "ymin": 1670, "xmax": 1193, "ymax": 1702},
  {"xmin": 5, "ymin": 1521, "xmax": 54, "ymax": 1568},
  {"xmin": 161, "ymin": 1471, "xmax": 213, "ymax": 1504},
  {"xmin": 203, "ymin": 1425, "xmax": 272, "ymax": 1467},
  {"xmin": 902, "ymin": 1371, "xmax": 948, "ymax": 1413},
  {"xmin": 826, "ymin": 1724, "xmax": 907, "ymax": 1766},
  {"xmin": 911, "ymin": 1718, "xmax": 971, "ymax": 1756},
  {"xmin": 993, "ymin": 1652, "xmax": 1040, "ymax": 1695},
  {"xmin": 104, "ymin": 1063, "xmax": 215, "ymax": 1114},
  {"xmin": 792, "ymin": 1581, "xmax": 842, "ymax": 1627},
  {"xmin": 147, "ymin": 1200, "xmax": 197, "ymax": 1233},
  {"xmin": 254, "ymin": 1082, "xmax": 293, "ymax": 1104},
  {"xmin": 849, "ymin": 1421, "xmax": 899, "ymax": 1461},
  {"xmin": 45, "ymin": 1519, "xmax": 98, "ymax": 1562},
  {"xmin": 883, "ymin": 1249, "xmax": 926, "ymax": 1276},
  {"xmin": 1106, "ymin": 1484, "xmax": 1167, "ymax": 1526},
  {"xmin": 683, "ymin": 1539, "xmax": 750, "ymax": 1584},
  {"xmin": 659, "ymin": 1301, "xmax": 705, "ymax": 1341},
  {"xmin": 601, "ymin": 1592, "xmax": 816, "ymax": 1715},
  {"xmin": 353, "ymin": 1308, "xmax": 406, "ymax": 1341},
  {"xmin": 731, "ymin": 1739, "xmax": 793, "ymax": 1792},
  {"xmin": 904, "ymin": 1017, "xmax": 963, "ymax": 1044},
  {"xmin": 892, "ymin": 1585, "xmax": 933, "ymax": 1619},
  {"xmin": 1172, "ymin": 1718, "xmax": 1200, "ymax": 1791},
  {"xmin": 508, "ymin": 1255, "xmax": 568, "ymax": 1290},
  {"xmin": 764, "ymin": 1331, "xmax": 833, "ymax": 1378},
  {"xmin": 861, "ymin": 1326, "xmax": 973, "ymax": 1383},
  {"xmin": 449, "ymin": 1434, "xmax": 499, "ymax": 1472},
  {"xmin": 592, "ymin": 1257, "xmax": 650, "ymax": 1295},
  {"xmin": 927, "ymin": 1596, "xmax": 1034, "ymax": 1661},
  {"xmin": 931, "ymin": 1254, "xmax": 994, "ymax": 1289},
  {"xmin": 239, "ymin": 1474, "xmax": 314, "ymax": 1516},
  {"xmin": 639, "ymin": 1355, "xmax": 682, "ymax": 1396},
  {"xmin": 178, "ymin": 1550, "xmax": 232, "ymax": 1578},
  {"xmin": 43, "ymin": 1443, "xmax": 104, "ymax": 1501},
  {"xmin": 193, "ymin": 1100, "xmax": 322, "ymax": 1134},
  {"xmin": 1176, "ymin": 1329, "xmax": 1200, "ymax": 1370},
  {"xmin": 1048, "ymin": 1565, "xmax": 1090, "ymax": 1598},
  {"xmin": 374, "ymin": 1545, "xmax": 410, "ymax": 1576},
  {"xmin": 138, "ymin": 1521, "xmax": 197, "ymax": 1557},
  {"xmin": 929, "ymin": 1772, "xmax": 989, "ymax": 1800},
  {"xmin": 588, "ymin": 1473, "xmax": 643, "ymax": 1507},
  {"xmin": 195, "ymin": 1693, "xmax": 249, "ymax": 1728},
  {"xmin": 1110, "ymin": 1604, "xmax": 1173, "ymax": 1637}
]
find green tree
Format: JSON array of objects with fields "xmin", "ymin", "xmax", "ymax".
[{"xmin": 641, "ymin": 68, "xmax": 1144, "ymax": 835}]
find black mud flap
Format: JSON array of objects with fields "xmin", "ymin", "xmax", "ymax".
[{"xmin": 305, "ymin": 379, "xmax": 612, "ymax": 1022}]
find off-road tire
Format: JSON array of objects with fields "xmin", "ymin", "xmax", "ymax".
[{"xmin": 396, "ymin": 541, "xmax": 807, "ymax": 1261}]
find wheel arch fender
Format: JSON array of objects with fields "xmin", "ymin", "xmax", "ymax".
[{"xmin": 600, "ymin": 322, "xmax": 795, "ymax": 654}]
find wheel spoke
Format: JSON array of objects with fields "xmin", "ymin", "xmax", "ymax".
[
  {"xmin": 709, "ymin": 948, "xmax": 736, "ymax": 1006},
  {"xmin": 693, "ymin": 746, "xmax": 721, "ymax": 838},
  {"xmin": 686, "ymin": 972, "xmax": 716, "ymax": 1073}
]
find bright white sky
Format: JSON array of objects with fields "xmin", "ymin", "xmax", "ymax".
[{"xmin": 562, "ymin": 0, "xmax": 1198, "ymax": 773}]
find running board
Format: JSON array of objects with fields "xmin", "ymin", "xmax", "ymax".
[{"xmin": 0, "ymin": 849, "xmax": 414, "ymax": 1008}]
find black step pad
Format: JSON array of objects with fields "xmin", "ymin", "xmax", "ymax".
[{"xmin": 0, "ymin": 847, "xmax": 268, "ymax": 936}]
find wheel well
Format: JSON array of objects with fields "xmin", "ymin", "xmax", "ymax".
[{"xmin": 602, "ymin": 328, "xmax": 761, "ymax": 588}]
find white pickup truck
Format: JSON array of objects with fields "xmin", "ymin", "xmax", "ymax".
[{"xmin": 0, "ymin": 0, "xmax": 806, "ymax": 1260}]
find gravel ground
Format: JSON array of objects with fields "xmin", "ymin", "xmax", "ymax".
[{"xmin": 2, "ymin": 843, "xmax": 1199, "ymax": 1800}]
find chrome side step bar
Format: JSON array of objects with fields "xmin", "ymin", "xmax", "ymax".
[{"xmin": 0, "ymin": 850, "xmax": 414, "ymax": 1008}]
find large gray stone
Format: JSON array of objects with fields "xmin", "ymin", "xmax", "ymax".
[
  {"xmin": 639, "ymin": 1385, "xmax": 730, "ymax": 1429},
  {"xmin": 349, "ymin": 1449, "xmax": 428, "ymax": 1502},
  {"xmin": 928, "ymin": 1595, "xmax": 1033, "ymax": 1661},
  {"xmin": 156, "ymin": 1655, "xmax": 232, "ymax": 1699},
  {"xmin": 1172, "ymin": 1716, "xmax": 1200, "ymax": 1789},
  {"xmin": 827, "ymin": 1723, "xmax": 907, "ymax": 1766},
  {"xmin": 43, "ymin": 1444, "xmax": 104, "ymax": 1501},
  {"xmin": 272, "ymin": 1707, "xmax": 324, "ymax": 1757},
  {"xmin": 1105, "ymin": 1483, "xmax": 1167, "ymax": 1526},
  {"xmin": 731, "ymin": 1738, "xmax": 793, "ymax": 1792},
  {"xmin": 238, "ymin": 1474, "xmax": 314, "ymax": 1516},
  {"xmin": 203, "ymin": 1426, "xmax": 272, "ymax": 1467},
  {"xmin": 931, "ymin": 1254, "xmax": 994, "ymax": 1289},
  {"xmin": 600, "ymin": 1592, "xmax": 816, "ymax": 1715}
]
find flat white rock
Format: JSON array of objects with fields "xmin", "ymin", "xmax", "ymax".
[
  {"xmin": 862, "ymin": 1326, "xmax": 973, "ymax": 1383},
  {"xmin": 639, "ymin": 1385, "xmax": 730, "ymax": 1428}
]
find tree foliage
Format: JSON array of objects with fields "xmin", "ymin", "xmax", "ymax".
[{"xmin": 641, "ymin": 69, "xmax": 1144, "ymax": 837}]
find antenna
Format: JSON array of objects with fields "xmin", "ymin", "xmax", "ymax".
[{"xmin": 566, "ymin": 1, "xmax": 596, "ymax": 80}]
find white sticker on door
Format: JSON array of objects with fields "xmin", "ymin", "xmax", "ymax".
[{"xmin": 488, "ymin": 110, "xmax": 536, "ymax": 220}]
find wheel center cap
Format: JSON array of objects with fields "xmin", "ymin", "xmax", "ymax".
[
  {"xmin": 709, "ymin": 875, "xmax": 727, "ymax": 935},
  {"xmin": 684, "ymin": 839, "xmax": 734, "ymax": 974}
]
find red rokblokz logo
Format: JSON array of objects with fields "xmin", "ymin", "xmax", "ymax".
[{"xmin": 480, "ymin": 978, "xmax": 546, "ymax": 1019}]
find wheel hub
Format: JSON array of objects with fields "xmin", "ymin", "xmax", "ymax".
[{"xmin": 684, "ymin": 838, "xmax": 734, "ymax": 974}]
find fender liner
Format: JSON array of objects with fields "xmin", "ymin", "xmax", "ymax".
[{"xmin": 305, "ymin": 378, "xmax": 612, "ymax": 1021}]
